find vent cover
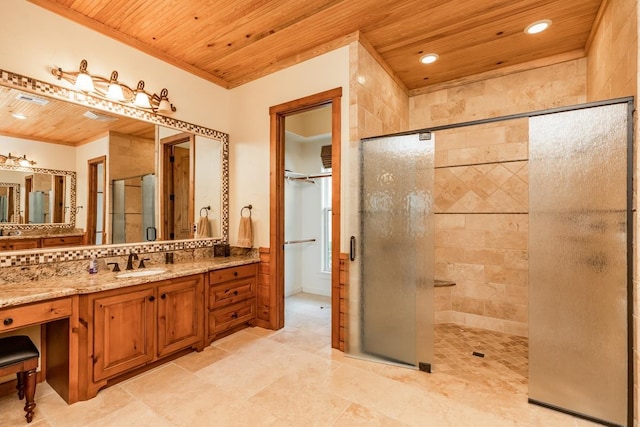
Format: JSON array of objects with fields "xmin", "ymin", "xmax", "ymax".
[
  {"xmin": 15, "ymin": 93, "xmax": 49, "ymax": 106},
  {"xmin": 83, "ymin": 111, "xmax": 118, "ymax": 122}
]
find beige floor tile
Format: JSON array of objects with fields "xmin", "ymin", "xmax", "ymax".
[
  {"xmin": 268, "ymin": 328, "xmax": 329, "ymax": 353},
  {"xmin": 243, "ymin": 326, "xmax": 280, "ymax": 338},
  {"xmin": 120, "ymin": 363, "xmax": 236, "ymax": 426},
  {"xmin": 249, "ymin": 373, "xmax": 351, "ymax": 426},
  {"xmin": 327, "ymin": 364, "xmax": 418, "ymax": 419},
  {"xmin": 194, "ymin": 353, "xmax": 283, "ymax": 399},
  {"xmin": 36, "ymin": 384, "xmax": 131, "ymax": 427},
  {"xmin": 84, "ymin": 400, "xmax": 174, "ymax": 427},
  {"xmin": 172, "ymin": 344, "xmax": 231, "ymax": 372},
  {"xmin": 0, "ymin": 293, "xmax": 621, "ymax": 427},
  {"xmin": 332, "ymin": 403, "xmax": 410, "ymax": 426},
  {"xmin": 178, "ymin": 399, "xmax": 278, "ymax": 427}
]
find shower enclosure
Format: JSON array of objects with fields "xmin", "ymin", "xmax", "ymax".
[
  {"xmin": 111, "ymin": 174, "xmax": 156, "ymax": 243},
  {"xmin": 528, "ymin": 102, "xmax": 631, "ymax": 427},
  {"xmin": 347, "ymin": 98, "xmax": 632, "ymax": 426},
  {"xmin": 348, "ymin": 132, "xmax": 435, "ymax": 369}
]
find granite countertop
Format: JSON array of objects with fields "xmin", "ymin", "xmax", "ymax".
[{"xmin": 0, "ymin": 255, "xmax": 259, "ymax": 309}]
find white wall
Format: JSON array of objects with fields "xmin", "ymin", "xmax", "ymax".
[
  {"xmin": 1, "ymin": 0, "xmax": 229, "ymax": 132},
  {"xmin": 75, "ymin": 136, "xmax": 109, "ymax": 233},
  {"xmin": 228, "ymin": 46, "xmax": 350, "ymax": 248},
  {"xmin": 284, "ymin": 136, "xmax": 331, "ymax": 296}
]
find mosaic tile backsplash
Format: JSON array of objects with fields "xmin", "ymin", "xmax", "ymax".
[{"xmin": 0, "ymin": 239, "xmax": 220, "ymax": 269}]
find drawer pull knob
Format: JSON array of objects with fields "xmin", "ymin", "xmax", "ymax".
[
  {"xmin": 161, "ymin": 293, "xmax": 167, "ymax": 299},
  {"xmin": 149, "ymin": 296, "xmax": 156, "ymax": 302},
  {"xmin": 234, "ymin": 272, "xmax": 238, "ymax": 277},
  {"xmin": 231, "ymin": 313, "xmax": 238, "ymax": 319},
  {"xmin": 3, "ymin": 318, "xmax": 14, "ymax": 326},
  {"xmin": 234, "ymin": 290, "xmax": 239, "ymax": 295}
]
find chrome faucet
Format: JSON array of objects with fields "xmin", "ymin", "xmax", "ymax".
[{"xmin": 125, "ymin": 252, "xmax": 139, "ymax": 270}]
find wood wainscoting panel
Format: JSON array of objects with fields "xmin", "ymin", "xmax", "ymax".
[{"xmin": 257, "ymin": 248, "xmax": 271, "ymax": 328}]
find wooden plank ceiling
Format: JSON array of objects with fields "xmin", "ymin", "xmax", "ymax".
[
  {"xmin": 0, "ymin": 86, "xmax": 154, "ymax": 146},
  {"xmin": 29, "ymin": 0, "xmax": 602, "ymax": 92}
]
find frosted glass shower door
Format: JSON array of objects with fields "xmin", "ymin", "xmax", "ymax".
[
  {"xmin": 348, "ymin": 132, "xmax": 434, "ymax": 368},
  {"xmin": 529, "ymin": 102, "xmax": 630, "ymax": 426},
  {"xmin": 142, "ymin": 174, "xmax": 156, "ymax": 241}
]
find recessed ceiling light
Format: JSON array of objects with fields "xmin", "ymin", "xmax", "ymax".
[
  {"xmin": 420, "ymin": 53, "xmax": 439, "ymax": 64},
  {"xmin": 12, "ymin": 113, "xmax": 27, "ymax": 120},
  {"xmin": 525, "ymin": 19, "xmax": 552, "ymax": 35}
]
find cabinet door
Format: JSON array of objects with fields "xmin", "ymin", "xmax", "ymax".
[
  {"xmin": 93, "ymin": 287, "xmax": 155, "ymax": 381},
  {"xmin": 157, "ymin": 275, "xmax": 204, "ymax": 357}
]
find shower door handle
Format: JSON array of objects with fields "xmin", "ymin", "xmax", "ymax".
[{"xmin": 350, "ymin": 236, "xmax": 356, "ymax": 261}]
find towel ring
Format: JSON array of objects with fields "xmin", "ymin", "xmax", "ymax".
[
  {"xmin": 200, "ymin": 206, "xmax": 211, "ymax": 217},
  {"xmin": 241, "ymin": 204, "xmax": 252, "ymax": 218}
]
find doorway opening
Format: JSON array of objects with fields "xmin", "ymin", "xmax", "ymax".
[
  {"xmin": 160, "ymin": 132, "xmax": 194, "ymax": 241},
  {"xmin": 269, "ymin": 88, "xmax": 342, "ymax": 349},
  {"xmin": 86, "ymin": 156, "xmax": 106, "ymax": 245}
]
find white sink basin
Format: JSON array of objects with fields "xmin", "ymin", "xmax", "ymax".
[{"xmin": 116, "ymin": 268, "xmax": 167, "ymax": 279}]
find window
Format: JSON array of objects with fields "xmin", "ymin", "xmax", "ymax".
[{"xmin": 321, "ymin": 168, "xmax": 332, "ymax": 272}]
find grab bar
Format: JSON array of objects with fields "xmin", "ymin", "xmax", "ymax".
[{"xmin": 284, "ymin": 238, "xmax": 316, "ymax": 245}]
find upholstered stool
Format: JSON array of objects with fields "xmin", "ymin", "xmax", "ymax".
[{"xmin": 0, "ymin": 335, "xmax": 39, "ymax": 423}]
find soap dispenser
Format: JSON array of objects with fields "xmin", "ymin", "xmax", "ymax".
[{"xmin": 88, "ymin": 257, "xmax": 98, "ymax": 274}]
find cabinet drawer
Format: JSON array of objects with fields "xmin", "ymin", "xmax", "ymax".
[
  {"xmin": 2, "ymin": 239, "xmax": 40, "ymax": 251},
  {"xmin": 209, "ymin": 277, "xmax": 255, "ymax": 308},
  {"xmin": 208, "ymin": 299, "xmax": 256, "ymax": 335},
  {"xmin": 209, "ymin": 264, "xmax": 257, "ymax": 284},
  {"xmin": 42, "ymin": 235, "xmax": 84, "ymax": 247},
  {"xmin": 0, "ymin": 298, "xmax": 72, "ymax": 332}
]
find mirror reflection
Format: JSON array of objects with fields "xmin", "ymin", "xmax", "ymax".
[{"xmin": 0, "ymin": 81, "xmax": 227, "ymax": 251}]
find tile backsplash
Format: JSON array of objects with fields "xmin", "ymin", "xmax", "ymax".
[{"xmin": 0, "ymin": 239, "xmax": 219, "ymax": 268}]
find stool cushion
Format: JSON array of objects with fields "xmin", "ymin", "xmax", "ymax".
[{"xmin": 0, "ymin": 335, "xmax": 39, "ymax": 368}]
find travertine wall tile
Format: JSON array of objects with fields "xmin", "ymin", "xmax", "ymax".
[{"xmin": 351, "ymin": 43, "xmax": 409, "ymax": 141}]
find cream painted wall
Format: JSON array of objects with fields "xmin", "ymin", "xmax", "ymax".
[
  {"xmin": 75, "ymin": 136, "xmax": 109, "ymax": 236},
  {"xmin": 1, "ymin": 135, "xmax": 76, "ymax": 171},
  {"xmin": 1, "ymin": 0, "xmax": 229, "ymax": 132},
  {"xmin": 228, "ymin": 46, "xmax": 350, "ymax": 248}
]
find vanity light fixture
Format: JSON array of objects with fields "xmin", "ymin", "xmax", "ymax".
[
  {"xmin": 51, "ymin": 59, "xmax": 177, "ymax": 114},
  {"xmin": 419, "ymin": 53, "xmax": 439, "ymax": 64},
  {"xmin": 525, "ymin": 19, "xmax": 552, "ymax": 35},
  {"xmin": 0, "ymin": 153, "xmax": 36, "ymax": 167}
]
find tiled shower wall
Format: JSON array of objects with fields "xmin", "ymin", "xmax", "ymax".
[
  {"xmin": 433, "ymin": 119, "xmax": 529, "ymax": 336},
  {"xmin": 410, "ymin": 59, "xmax": 588, "ymax": 336}
]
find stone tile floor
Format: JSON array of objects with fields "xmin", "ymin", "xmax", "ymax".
[{"xmin": 1, "ymin": 293, "xmax": 599, "ymax": 426}]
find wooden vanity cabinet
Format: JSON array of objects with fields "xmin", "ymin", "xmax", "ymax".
[
  {"xmin": 41, "ymin": 235, "xmax": 84, "ymax": 248},
  {"xmin": 0, "ymin": 234, "xmax": 84, "ymax": 250},
  {"xmin": 157, "ymin": 276, "xmax": 204, "ymax": 357},
  {"xmin": 81, "ymin": 274, "xmax": 204, "ymax": 399},
  {"xmin": 0, "ymin": 238, "xmax": 39, "ymax": 251},
  {"xmin": 92, "ymin": 286, "xmax": 156, "ymax": 381},
  {"xmin": 207, "ymin": 264, "xmax": 257, "ymax": 342}
]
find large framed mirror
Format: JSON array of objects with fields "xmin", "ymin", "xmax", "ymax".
[{"xmin": 0, "ymin": 68, "xmax": 229, "ymax": 251}]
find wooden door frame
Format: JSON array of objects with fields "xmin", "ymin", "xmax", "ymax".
[
  {"xmin": 269, "ymin": 87, "xmax": 342, "ymax": 349},
  {"xmin": 159, "ymin": 132, "xmax": 195, "ymax": 240},
  {"xmin": 52, "ymin": 175, "xmax": 64, "ymax": 223},
  {"xmin": 86, "ymin": 156, "xmax": 107, "ymax": 245},
  {"xmin": 24, "ymin": 175, "xmax": 33, "ymax": 223}
]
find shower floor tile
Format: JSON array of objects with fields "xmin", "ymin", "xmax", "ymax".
[{"xmin": 434, "ymin": 323, "xmax": 529, "ymax": 393}]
